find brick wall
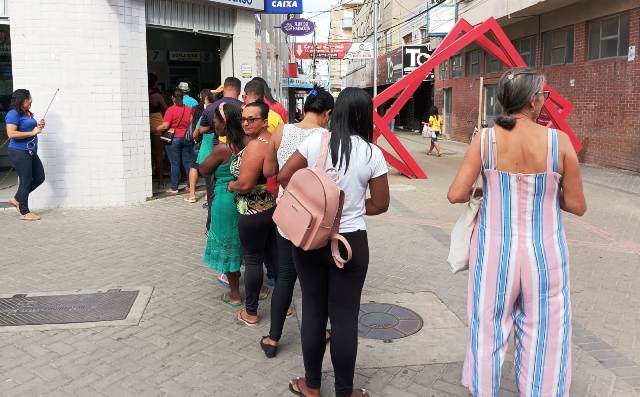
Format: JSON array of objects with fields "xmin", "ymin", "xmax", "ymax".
[
  {"xmin": 9, "ymin": 0, "xmax": 151, "ymax": 208},
  {"xmin": 435, "ymin": 7, "xmax": 640, "ymax": 172}
]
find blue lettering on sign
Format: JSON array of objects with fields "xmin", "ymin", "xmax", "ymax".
[{"xmin": 264, "ymin": 0, "xmax": 303, "ymax": 14}]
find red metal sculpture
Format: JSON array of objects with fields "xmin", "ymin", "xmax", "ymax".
[{"xmin": 373, "ymin": 17, "xmax": 581, "ymax": 179}]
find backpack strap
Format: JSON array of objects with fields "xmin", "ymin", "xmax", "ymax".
[
  {"xmin": 331, "ymin": 234, "xmax": 353, "ymax": 269},
  {"xmin": 315, "ymin": 131, "xmax": 331, "ymax": 169}
]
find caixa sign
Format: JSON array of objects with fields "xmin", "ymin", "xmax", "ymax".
[
  {"xmin": 264, "ymin": 0, "xmax": 303, "ymax": 14},
  {"xmin": 403, "ymin": 46, "xmax": 434, "ymax": 79}
]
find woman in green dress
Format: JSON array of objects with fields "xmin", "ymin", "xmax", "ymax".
[{"xmin": 199, "ymin": 102, "xmax": 245, "ymax": 306}]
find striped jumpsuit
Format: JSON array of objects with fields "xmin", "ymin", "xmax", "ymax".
[{"xmin": 462, "ymin": 128, "xmax": 572, "ymax": 397}]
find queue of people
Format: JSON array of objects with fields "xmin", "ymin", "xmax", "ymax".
[{"xmin": 5, "ymin": 67, "xmax": 585, "ymax": 397}]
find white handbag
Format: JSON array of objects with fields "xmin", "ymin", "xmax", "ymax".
[
  {"xmin": 421, "ymin": 124, "xmax": 431, "ymax": 138},
  {"xmin": 447, "ymin": 187, "xmax": 481, "ymax": 273},
  {"xmin": 447, "ymin": 128, "xmax": 491, "ymax": 273}
]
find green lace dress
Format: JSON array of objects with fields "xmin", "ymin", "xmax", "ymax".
[{"xmin": 203, "ymin": 151, "xmax": 243, "ymax": 273}]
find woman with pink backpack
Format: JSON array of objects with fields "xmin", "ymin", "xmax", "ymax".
[
  {"xmin": 260, "ymin": 86, "xmax": 334, "ymax": 359},
  {"xmin": 278, "ymin": 88, "xmax": 390, "ymax": 397}
]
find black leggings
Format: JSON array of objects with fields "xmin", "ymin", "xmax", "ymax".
[
  {"xmin": 294, "ymin": 230, "xmax": 369, "ymax": 397},
  {"xmin": 238, "ymin": 208, "xmax": 277, "ymax": 316},
  {"xmin": 8, "ymin": 149, "xmax": 45, "ymax": 215},
  {"xmin": 269, "ymin": 233, "xmax": 297, "ymax": 341}
]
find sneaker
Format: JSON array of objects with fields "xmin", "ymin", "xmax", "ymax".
[{"xmin": 217, "ymin": 273, "xmax": 229, "ymax": 287}]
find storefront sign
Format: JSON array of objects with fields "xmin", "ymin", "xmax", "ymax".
[
  {"xmin": 295, "ymin": 43, "xmax": 372, "ymax": 60},
  {"xmin": 264, "ymin": 0, "xmax": 303, "ymax": 14},
  {"xmin": 169, "ymin": 51, "xmax": 201, "ymax": 62},
  {"xmin": 281, "ymin": 18, "xmax": 314, "ymax": 36},
  {"xmin": 209, "ymin": 0, "xmax": 264, "ymax": 11},
  {"xmin": 403, "ymin": 46, "xmax": 433, "ymax": 75},
  {"xmin": 282, "ymin": 77, "xmax": 329, "ymax": 89},
  {"xmin": 377, "ymin": 47, "xmax": 403, "ymax": 86},
  {"xmin": 241, "ymin": 64, "xmax": 253, "ymax": 78},
  {"xmin": 344, "ymin": 43, "xmax": 374, "ymax": 60}
]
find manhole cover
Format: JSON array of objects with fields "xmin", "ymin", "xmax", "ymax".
[
  {"xmin": 358, "ymin": 303, "xmax": 423, "ymax": 340},
  {"xmin": 0, "ymin": 289, "xmax": 139, "ymax": 326},
  {"xmin": 389, "ymin": 184, "xmax": 416, "ymax": 192}
]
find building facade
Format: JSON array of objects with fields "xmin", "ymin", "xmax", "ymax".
[
  {"xmin": 0, "ymin": 0, "xmax": 292, "ymax": 209},
  {"xmin": 344, "ymin": 0, "xmax": 455, "ymax": 131},
  {"xmin": 328, "ymin": 0, "xmax": 362, "ymax": 96},
  {"xmin": 436, "ymin": 0, "xmax": 640, "ymax": 172}
]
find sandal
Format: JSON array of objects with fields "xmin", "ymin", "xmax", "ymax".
[
  {"xmin": 286, "ymin": 306, "xmax": 294, "ymax": 318},
  {"xmin": 184, "ymin": 196, "xmax": 197, "ymax": 203},
  {"xmin": 289, "ymin": 377, "xmax": 318, "ymax": 397},
  {"xmin": 351, "ymin": 389, "xmax": 372, "ymax": 397},
  {"xmin": 236, "ymin": 308, "xmax": 258, "ymax": 327},
  {"xmin": 20, "ymin": 212, "xmax": 41, "ymax": 221},
  {"xmin": 221, "ymin": 293, "xmax": 242, "ymax": 308},
  {"xmin": 259, "ymin": 286, "xmax": 270, "ymax": 301},
  {"xmin": 260, "ymin": 336, "xmax": 278, "ymax": 359},
  {"xmin": 165, "ymin": 189, "xmax": 179, "ymax": 194}
]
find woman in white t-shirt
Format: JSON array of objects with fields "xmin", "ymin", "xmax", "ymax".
[{"xmin": 278, "ymin": 87, "xmax": 390, "ymax": 397}]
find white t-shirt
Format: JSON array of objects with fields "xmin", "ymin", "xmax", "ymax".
[{"xmin": 298, "ymin": 132, "xmax": 388, "ymax": 233}]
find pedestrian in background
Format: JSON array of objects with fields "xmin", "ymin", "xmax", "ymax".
[
  {"xmin": 252, "ymin": 76, "xmax": 288, "ymax": 123},
  {"xmin": 149, "ymin": 73, "xmax": 168, "ymax": 190},
  {"xmin": 156, "ymin": 89, "xmax": 194, "ymax": 194},
  {"xmin": 426, "ymin": 106, "xmax": 443, "ymax": 157},
  {"xmin": 227, "ymin": 101, "xmax": 277, "ymax": 327},
  {"xmin": 260, "ymin": 86, "xmax": 334, "ymax": 358},
  {"xmin": 178, "ymin": 82, "xmax": 198, "ymax": 108},
  {"xmin": 199, "ymin": 102, "xmax": 245, "ymax": 307},
  {"xmin": 448, "ymin": 68, "xmax": 586, "ymax": 396},
  {"xmin": 185, "ymin": 88, "xmax": 212, "ymax": 203},
  {"xmin": 278, "ymin": 87, "xmax": 390, "ymax": 397},
  {"xmin": 6, "ymin": 89, "xmax": 46, "ymax": 221}
]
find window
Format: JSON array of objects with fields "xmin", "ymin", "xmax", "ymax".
[
  {"xmin": 343, "ymin": 17, "xmax": 353, "ymax": 29},
  {"xmin": 466, "ymin": 50, "xmax": 481, "ymax": 75},
  {"xmin": 386, "ymin": 31, "xmax": 392, "ymax": 51},
  {"xmin": 444, "ymin": 88, "xmax": 452, "ymax": 135},
  {"xmin": 403, "ymin": 33, "xmax": 412, "ymax": 45},
  {"xmin": 485, "ymin": 53, "xmax": 502, "ymax": 74},
  {"xmin": 543, "ymin": 26, "xmax": 574, "ymax": 66},
  {"xmin": 513, "ymin": 36, "xmax": 536, "ymax": 67},
  {"xmin": 439, "ymin": 60, "xmax": 449, "ymax": 80},
  {"xmin": 452, "ymin": 55, "xmax": 462, "ymax": 78},
  {"xmin": 588, "ymin": 12, "xmax": 630, "ymax": 60},
  {"xmin": 421, "ymin": 29, "xmax": 427, "ymax": 43},
  {"xmin": 485, "ymin": 86, "xmax": 502, "ymax": 127}
]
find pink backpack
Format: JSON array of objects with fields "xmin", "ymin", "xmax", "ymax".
[{"xmin": 273, "ymin": 132, "xmax": 353, "ymax": 268}]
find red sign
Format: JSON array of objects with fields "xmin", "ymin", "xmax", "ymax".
[{"xmin": 294, "ymin": 43, "xmax": 352, "ymax": 59}]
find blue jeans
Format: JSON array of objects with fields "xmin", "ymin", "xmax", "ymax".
[
  {"xmin": 165, "ymin": 137, "xmax": 194, "ymax": 191},
  {"xmin": 8, "ymin": 148, "xmax": 45, "ymax": 215}
]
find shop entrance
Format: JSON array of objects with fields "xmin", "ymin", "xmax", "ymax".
[
  {"xmin": 146, "ymin": 28, "xmax": 222, "ymax": 99},
  {"xmin": 0, "ymin": 23, "xmax": 14, "ymax": 204}
]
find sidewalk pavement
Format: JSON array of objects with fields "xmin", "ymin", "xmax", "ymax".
[{"xmin": 1, "ymin": 133, "xmax": 639, "ymax": 396}]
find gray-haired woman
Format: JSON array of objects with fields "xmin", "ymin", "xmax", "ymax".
[{"xmin": 449, "ymin": 68, "xmax": 586, "ymax": 396}]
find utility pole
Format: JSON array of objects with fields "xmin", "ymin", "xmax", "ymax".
[
  {"xmin": 312, "ymin": 30, "xmax": 317, "ymax": 80},
  {"xmin": 373, "ymin": 0, "xmax": 379, "ymax": 97}
]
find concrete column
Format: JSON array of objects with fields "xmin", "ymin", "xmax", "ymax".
[
  {"xmin": 8, "ymin": 0, "xmax": 151, "ymax": 209},
  {"xmin": 234, "ymin": 9, "xmax": 258, "ymax": 91}
]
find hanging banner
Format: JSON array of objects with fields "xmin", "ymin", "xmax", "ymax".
[
  {"xmin": 264, "ymin": 0, "xmax": 303, "ymax": 14},
  {"xmin": 294, "ymin": 42, "xmax": 373, "ymax": 60},
  {"xmin": 281, "ymin": 18, "xmax": 315, "ymax": 36}
]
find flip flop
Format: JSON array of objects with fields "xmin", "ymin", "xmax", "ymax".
[
  {"xmin": 352, "ymin": 389, "xmax": 373, "ymax": 397},
  {"xmin": 221, "ymin": 293, "xmax": 242, "ymax": 308},
  {"xmin": 9, "ymin": 198, "xmax": 20, "ymax": 215},
  {"xmin": 184, "ymin": 196, "xmax": 197, "ymax": 203},
  {"xmin": 236, "ymin": 309, "xmax": 258, "ymax": 327},
  {"xmin": 288, "ymin": 377, "xmax": 312, "ymax": 397},
  {"xmin": 259, "ymin": 287, "xmax": 271, "ymax": 301}
]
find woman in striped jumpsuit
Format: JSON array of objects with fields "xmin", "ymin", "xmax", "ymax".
[{"xmin": 448, "ymin": 68, "xmax": 587, "ymax": 396}]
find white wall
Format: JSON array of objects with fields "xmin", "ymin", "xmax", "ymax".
[{"xmin": 9, "ymin": 0, "xmax": 151, "ymax": 209}]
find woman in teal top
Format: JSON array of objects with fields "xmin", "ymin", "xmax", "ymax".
[{"xmin": 199, "ymin": 102, "xmax": 245, "ymax": 306}]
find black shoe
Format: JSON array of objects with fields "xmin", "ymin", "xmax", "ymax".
[{"xmin": 260, "ymin": 336, "xmax": 278, "ymax": 358}]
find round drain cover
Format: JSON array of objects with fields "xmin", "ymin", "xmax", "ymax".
[
  {"xmin": 358, "ymin": 303, "xmax": 423, "ymax": 340},
  {"xmin": 389, "ymin": 184, "xmax": 416, "ymax": 192}
]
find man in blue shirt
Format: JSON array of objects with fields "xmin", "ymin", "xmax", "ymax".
[{"xmin": 178, "ymin": 82, "xmax": 199, "ymax": 108}]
